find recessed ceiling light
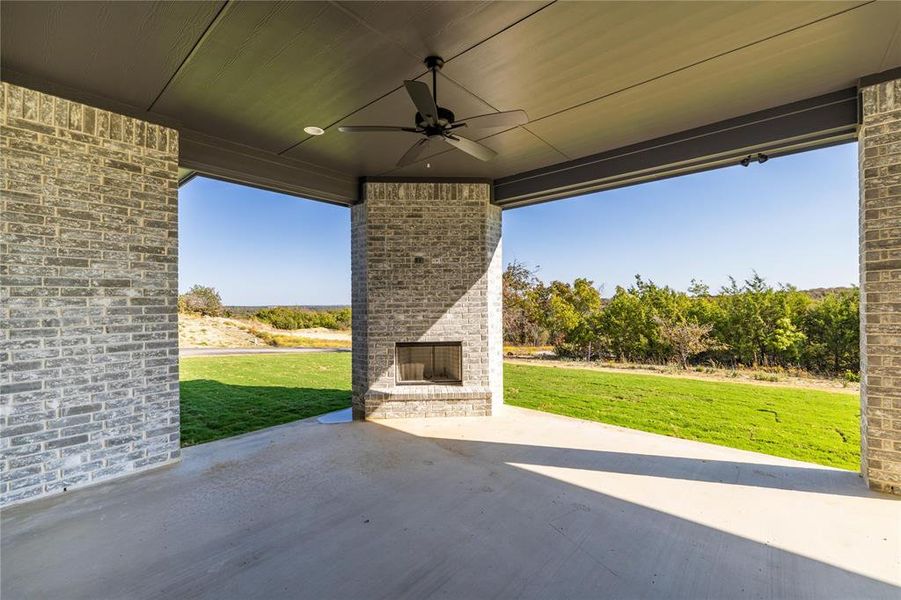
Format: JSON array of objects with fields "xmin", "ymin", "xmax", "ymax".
[{"xmin": 304, "ymin": 126, "xmax": 325, "ymax": 136}]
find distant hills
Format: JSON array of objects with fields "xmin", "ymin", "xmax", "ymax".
[{"xmin": 799, "ymin": 286, "xmax": 856, "ymax": 300}]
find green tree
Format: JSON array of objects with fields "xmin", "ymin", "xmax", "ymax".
[
  {"xmin": 495, "ymin": 264, "xmax": 859, "ymax": 376},
  {"xmin": 767, "ymin": 315, "xmax": 807, "ymax": 363},
  {"xmin": 503, "ymin": 261, "xmax": 548, "ymax": 345},
  {"xmin": 654, "ymin": 316, "xmax": 724, "ymax": 369},
  {"xmin": 595, "ymin": 276, "xmax": 692, "ymax": 363},
  {"xmin": 631, "ymin": 276, "xmax": 691, "ymax": 362},
  {"xmin": 179, "ymin": 285, "xmax": 223, "ymax": 317},
  {"xmin": 803, "ymin": 288, "xmax": 859, "ymax": 373},
  {"xmin": 546, "ymin": 278, "xmax": 603, "ymax": 360},
  {"xmin": 715, "ymin": 274, "xmax": 788, "ymax": 366},
  {"xmin": 599, "ymin": 286, "xmax": 647, "ymax": 361}
]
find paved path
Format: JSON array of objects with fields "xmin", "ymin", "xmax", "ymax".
[
  {"xmin": 180, "ymin": 347, "xmax": 349, "ymax": 357},
  {"xmin": 3, "ymin": 407, "xmax": 898, "ymax": 599}
]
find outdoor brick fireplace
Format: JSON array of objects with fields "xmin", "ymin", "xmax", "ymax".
[
  {"xmin": 395, "ymin": 342, "xmax": 463, "ymax": 385},
  {"xmin": 351, "ymin": 180, "xmax": 503, "ymax": 419}
]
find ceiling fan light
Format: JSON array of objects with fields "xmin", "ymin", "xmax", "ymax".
[{"xmin": 304, "ymin": 126, "xmax": 325, "ymax": 136}]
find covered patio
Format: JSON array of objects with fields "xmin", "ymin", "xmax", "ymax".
[
  {"xmin": 3, "ymin": 406, "xmax": 899, "ymax": 598},
  {"xmin": 2, "ymin": 0, "xmax": 901, "ymax": 597}
]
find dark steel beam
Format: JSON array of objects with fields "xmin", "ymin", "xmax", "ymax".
[
  {"xmin": 179, "ymin": 130, "xmax": 356, "ymax": 207},
  {"xmin": 859, "ymin": 66, "xmax": 901, "ymax": 88},
  {"xmin": 494, "ymin": 88, "xmax": 859, "ymax": 209}
]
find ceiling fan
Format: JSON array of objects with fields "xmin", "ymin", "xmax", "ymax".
[{"xmin": 338, "ymin": 56, "xmax": 529, "ymax": 167}]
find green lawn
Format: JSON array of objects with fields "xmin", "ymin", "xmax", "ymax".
[
  {"xmin": 505, "ymin": 363, "xmax": 860, "ymax": 470},
  {"xmin": 179, "ymin": 353, "xmax": 351, "ymax": 446},
  {"xmin": 179, "ymin": 353, "xmax": 859, "ymax": 470}
]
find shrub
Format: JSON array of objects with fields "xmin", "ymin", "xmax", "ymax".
[
  {"xmin": 179, "ymin": 285, "xmax": 223, "ymax": 317},
  {"xmin": 752, "ymin": 372, "xmax": 780, "ymax": 382},
  {"xmin": 842, "ymin": 370, "xmax": 860, "ymax": 383},
  {"xmin": 254, "ymin": 307, "xmax": 351, "ymax": 331},
  {"xmin": 654, "ymin": 317, "xmax": 725, "ymax": 369}
]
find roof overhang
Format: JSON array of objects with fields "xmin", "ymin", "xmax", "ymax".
[
  {"xmin": 3, "ymin": 1, "xmax": 899, "ymax": 208},
  {"xmin": 495, "ymin": 86, "xmax": 861, "ymax": 208}
]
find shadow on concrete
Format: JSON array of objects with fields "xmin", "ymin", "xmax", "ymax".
[
  {"xmin": 181, "ymin": 379, "xmax": 869, "ymax": 497},
  {"xmin": 2, "ymin": 414, "xmax": 897, "ymax": 599},
  {"xmin": 425, "ymin": 436, "xmax": 877, "ymax": 498}
]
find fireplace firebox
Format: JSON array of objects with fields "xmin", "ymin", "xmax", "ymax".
[{"xmin": 396, "ymin": 342, "xmax": 463, "ymax": 384}]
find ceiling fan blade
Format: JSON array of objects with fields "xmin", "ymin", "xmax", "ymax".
[
  {"xmin": 338, "ymin": 125, "xmax": 419, "ymax": 133},
  {"xmin": 404, "ymin": 80, "xmax": 439, "ymax": 126},
  {"xmin": 453, "ymin": 110, "xmax": 529, "ymax": 131},
  {"xmin": 397, "ymin": 136, "xmax": 444, "ymax": 167},
  {"xmin": 443, "ymin": 134, "xmax": 497, "ymax": 162}
]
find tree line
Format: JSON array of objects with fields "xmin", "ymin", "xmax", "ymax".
[
  {"xmin": 178, "ymin": 285, "xmax": 351, "ymax": 330},
  {"xmin": 253, "ymin": 306, "xmax": 351, "ymax": 330},
  {"xmin": 503, "ymin": 262, "xmax": 860, "ymax": 376},
  {"xmin": 181, "ymin": 269, "xmax": 860, "ymax": 376}
]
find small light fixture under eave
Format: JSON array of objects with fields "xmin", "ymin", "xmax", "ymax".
[{"xmin": 304, "ymin": 126, "xmax": 325, "ymax": 136}]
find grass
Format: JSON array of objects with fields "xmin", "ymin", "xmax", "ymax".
[
  {"xmin": 178, "ymin": 353, "xmax": 859, "ymax": 470},
  {"xmin": 251, "ymin": 331, "xmax": 352, "ymax": 349},
  {"xmin": 504, "ymin": 344, "xmax": 554, "ymax": 355},
  {"xmin": 179, "ymin": 353, "xmax": 351, "ymax": 446},
  {"xmin": 232, "ymin": 322, "xmax": 352, "ymax": 348},
  {"xmin": 505, "ymin": 362, "xmax": 860, "ymax": 470}
]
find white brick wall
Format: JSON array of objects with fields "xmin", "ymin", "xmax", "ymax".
[{"xmin": 1, "ymin": 83, "xmax": 180, "ymax": 506}]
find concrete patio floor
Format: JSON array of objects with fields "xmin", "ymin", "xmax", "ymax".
[{"xmin": 2, "ymin": 406, "xmax": 899, "ymax": 599}]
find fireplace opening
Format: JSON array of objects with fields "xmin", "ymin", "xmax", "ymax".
[{"xmin": 396, "ymin": 342, "xmax": 462, "ymax": 384}]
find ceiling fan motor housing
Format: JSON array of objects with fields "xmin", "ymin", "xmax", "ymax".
[{"xmin": 417, "ymin": 107, "xmax": 456, "ymax": 132}]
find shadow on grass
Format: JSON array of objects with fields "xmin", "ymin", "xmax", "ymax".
[{"xmin": 179, "ymin": 379, "xmax": 351, "ymax": 447}]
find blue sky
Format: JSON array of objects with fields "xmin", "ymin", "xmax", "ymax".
[{"xmin": 179, "ymin": 143, "xmax": 858, "ymax": 305}]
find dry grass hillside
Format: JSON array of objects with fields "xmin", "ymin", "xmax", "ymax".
[
  {"xmin": 179, "ymin": 315, "xmax": 265, "ymax": 348},
  {"xmin": 179, "ymin": 313, "xmax": 351, "ymax": 349}
]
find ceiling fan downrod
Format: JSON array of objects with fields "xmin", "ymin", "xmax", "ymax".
[{"xmin": 425, "ymin": 55, "xmax": 444, "ymax": 104}]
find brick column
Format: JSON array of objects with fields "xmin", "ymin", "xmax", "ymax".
[
  {"xmin": 351, "ymin": 181, "xmax": 502, "ymax": 419},
  {"xmin": 859, "ymin": 79, "xmax": 901, "ymax": 494},
  {"xmin": 1, "ymin": 83, "xmax": 180, "ymax": 506}
]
